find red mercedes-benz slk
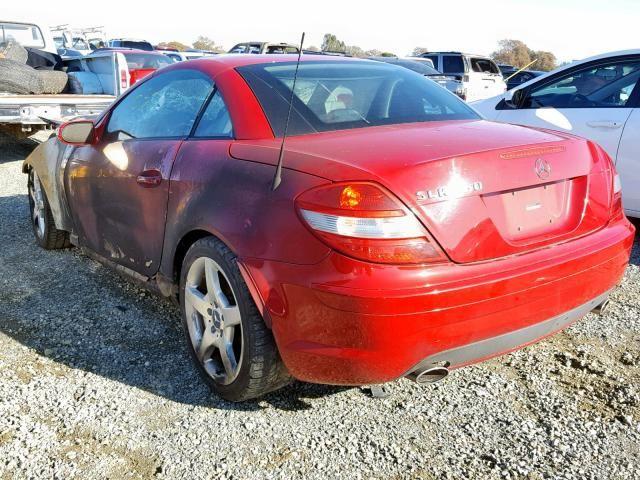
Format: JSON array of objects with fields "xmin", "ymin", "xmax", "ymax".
[{"xmin": 23, "ymin": 55, "xmax": 634, "ymax": 401}]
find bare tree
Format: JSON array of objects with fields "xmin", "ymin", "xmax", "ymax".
[
  {"xmin": 411, "ymin": 47, "xmax": 429, "ymax": 56},
  {"xmin": 157, "ymin": 41, "xmax": 189, "ymax": 51},
  {"xmin": 192, "ymin": 36, "xmax": 225, "ymax": 53}
]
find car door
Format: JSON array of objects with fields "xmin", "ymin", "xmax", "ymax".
[
  {"xmin": 469, "ymin": 57, "xmax": 505, "ymax": 99},
  {"xmin": 65, "ymin": 68, "xmax": 214, "ymax": 276},
  {"xmin": 616, "ymin": 107, "xmax": 640, "ymax": 216},
  {"xmin": 495, "ymin": 56, "xmax": 640, "ymax": 161}
]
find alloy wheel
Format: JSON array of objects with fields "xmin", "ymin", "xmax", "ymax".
[
  {"xmin": 29, "ymin": 171, "xmax": 46, "ymax": 238},
  {"xmin": 184, "ymin": 257, "xmax": 243, "ymax": 385}
]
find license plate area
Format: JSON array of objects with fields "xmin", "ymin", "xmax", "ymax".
[{"xmin": 482, "ymin": 178, "xmax": 586, "ymax": 243}]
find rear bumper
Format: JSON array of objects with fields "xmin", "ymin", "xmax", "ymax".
[
  {"xmin": 241, "ymin": 217, "xmax": 635, "ymax": 385},
  {"xmin": 409, "ymin": 290, "xmax": 610, "ymax": 375}
]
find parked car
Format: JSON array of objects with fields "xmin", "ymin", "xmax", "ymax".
[
  {"xmin": 368, "ymin": 56, "xmax": 465, "ymax": 98},
  {"xmin": 420, "ymin": 51, "xmax": 507, "ymax": 101},
  {"xmin": 24, "ymin": 55, "xmax": 634, "ymax": 401},
  {"xmin": 498, "ymin": 63, "xmax": 517, "ymax": 77},
  {"xmin": 505, "ymin": 69, "xmax": 544, "ymax": 90},
  {"xmin": 404, "ymin": 56, "xmax": 435, "ymax": 68},
  {"xmin": 160, "ymin": 49, "xmax": 217, "ymax": 62},
  {"xmin": 106, "ymin": 38, "xmax": 154, "ymax": 51},
  {"xmin": 473, "ymin": 50, "xmax": 640, "ymax": 217},
  {"xmin": 228, "ymin": 42, "xmax": 299, "ymax": 54},
  {"xmin": 91, "ymin": 48, "xmax": 173, "ymax": 84}
]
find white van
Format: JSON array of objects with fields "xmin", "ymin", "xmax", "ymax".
[{"xmin": 420, "ymin": 52, "xmax": 507, "ymax": 101}]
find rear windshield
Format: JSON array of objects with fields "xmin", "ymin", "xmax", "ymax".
[
  {"xmin": 124, "ymin": 53, "xmax": 173, "ymax": 70},
  {"xmin": 237, "ymin": 60, "xmax": 479, "ymax": 136},
  {"xmin": 0, "ymin": 22, "xmax": 45, "ymax": 49},
  {"xmin": 442, "ymin": 56, "xmax": 465, "ymax": 74}
]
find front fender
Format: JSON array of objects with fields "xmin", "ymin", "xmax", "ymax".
[{"xmin": 22, "ymin": 137, "xmax": 74, "ymax": 233}]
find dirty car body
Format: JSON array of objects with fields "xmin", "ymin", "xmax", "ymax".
[{"xmin": 24, "ymin": 55, "xmax": 635, "ymax": 399}]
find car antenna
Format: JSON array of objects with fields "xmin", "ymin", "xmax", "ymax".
[{"xmin": 271, "ymin": 32, "xmax": 305, "ymax": 191}]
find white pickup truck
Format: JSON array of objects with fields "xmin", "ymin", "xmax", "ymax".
[{"xmin": 0, "ymin": 19, "xmax": 128, "ymax": 138}]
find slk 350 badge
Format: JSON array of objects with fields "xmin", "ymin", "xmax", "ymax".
[{"xmin": 416, "ymin": 181, "xmax": 483, "ymax": 201}]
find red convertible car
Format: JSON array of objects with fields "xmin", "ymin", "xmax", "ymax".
[{"xmin": 23, "ymin": 55, "xmax": 634, "ymax": 401}]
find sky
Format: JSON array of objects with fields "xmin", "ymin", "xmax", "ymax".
[{"xmin": 5, "ymin": 0, "xmax": 640, "ymax": 62}]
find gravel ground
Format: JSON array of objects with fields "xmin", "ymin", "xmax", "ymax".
[{"xmin": 0, "ymin": 132, "xmax": 639, "ymax": 479}]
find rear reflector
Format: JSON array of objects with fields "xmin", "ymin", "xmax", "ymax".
[
  {"xmin": 613, "ymin": 173, "xmax": 622, "ymax": 195},
  {"xmin": 296, "ymin": 182, "xmax": 447, "ymax": 264}
]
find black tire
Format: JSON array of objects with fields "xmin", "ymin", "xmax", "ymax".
[
  {"xmin": 0, "ymin": 41, "xmax": 28, "ymax": 64},
  {"xmin": 0, "ymin": 58, "xmax": 43, "ymax": 94},
  {"xmin": 179, "ymin": 237, "xmax": 290, "ymax": 402},
  {"xmin": 38, "ymin": 70, "xmax": 68, "ymax": 94},
  {"xmin": 27, "ymin": 169, "xmax": 71, "ymax": 250}
]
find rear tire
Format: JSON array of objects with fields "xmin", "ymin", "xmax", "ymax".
[
  {"xmin": 179, "ymin": 237, "xmax": 290, "ymax": 402},
  {"xmin": 0, "ymin": 58, "xmax": 43, "ymax": 94},
  {"xmin": 27, "ymin": 169, "xmax": 71, "ymax": 250},
  {"xmin": 38, "ymin": 70, "xmax": 69, "ymax": 94}
]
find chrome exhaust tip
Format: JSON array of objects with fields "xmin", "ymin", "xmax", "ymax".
[
  {"xmin": 591, "ymin": 298, "xmax": 610, "ymax": 315},
  {"xmin": 408, "ymin": 366, "xmax": 449, "ymax": 384}
]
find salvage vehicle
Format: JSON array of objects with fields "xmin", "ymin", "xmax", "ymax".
[
  {"xmin": 368, "ymin": 56, "xmax": 465, "ymax": 98},
  {"xmin": 23, "ymin": 55, "xmax": 634, "ymax": 401},
  {"xmin": 473, "ymin": 50, "xmax": 640, "ymax": 218},
  {"xmin": 160, "ymin": 49, "xmax": 217, "ymax": 63},
  {"xmin": 106, "ymin": 38, "xmax": 154, "ymax": 51},
  {"xmin": 86, "ymin": 48, "xmax": 173, "ymax": 84},
  {"xmin": 228, "ymin": 42, "xmax": 299, "ymax": 54},
  {"xmin": 0, "ymin": 19, "xmax": 125, "ymax": 138},
  {"xmin": 420, "ymin": 51, "xmax": 507, "ymax": 101}
]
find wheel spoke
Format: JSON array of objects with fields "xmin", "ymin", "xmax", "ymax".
[
  {"xmin": 185, "ymin": 285, "xmax": 211, "ymax": 319},
  {"xmin": 197, "ymin": 327, "xmax": 217, "ymax": 362},
  {"xmin": 219, "ymin": 338, "xmax": 238, "ymax": 377},
  {"xmin": 221, "ymin": 305, "xmax": 241, "ymax": 327},
  {"xmin": 204, "ymin": 259, "xmax": 226, "ymax": 307}
]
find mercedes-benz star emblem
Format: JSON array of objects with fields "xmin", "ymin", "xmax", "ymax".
[{"xmin": 534, "ymin": 157, "xmax": 551, "ymax": 180}]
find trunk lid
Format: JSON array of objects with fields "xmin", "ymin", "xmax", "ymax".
[{"xmin": 231, "ymin": 120, "xmax": 613, "ymax": 263}]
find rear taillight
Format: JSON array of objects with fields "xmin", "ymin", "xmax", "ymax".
[
  {"xmin": 296, "ymin": 182, "xmax": 447, "ymax": 264},
  {"xmin": 611, "ymin": 172, "xmax": 623, "ymax": 217}
]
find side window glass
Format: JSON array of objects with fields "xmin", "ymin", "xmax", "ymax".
[
  {"xmin": 194, "ymin": 90, "xmax": 233, "ymax": 138},
  {"xmin": 107, "ymin": 69, "xmax": 213, "ymax": 140},
  {"xmin": 526, "ymin": 61, "xmax": 640, "ymax": 109},
  {"xmin": 423, "ymin": 55, "xmax": 439, "ymax": 70}
]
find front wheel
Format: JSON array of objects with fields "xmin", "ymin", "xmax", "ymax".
[
  {"xmin": 179, "ymin": 237, "xmax": 290, "ymax": 401},
  {"xmin": 27, "ymin": 169, "xmax": 70, "ymax": 250}
]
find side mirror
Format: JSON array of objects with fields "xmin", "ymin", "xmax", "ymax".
[
  {"xmin": 505, "ymin": 88, "xmax": 525, "ymax": 108},
  {"xmin": 58, "ymin": 120, "xmax": 96, "ymax": 145}
]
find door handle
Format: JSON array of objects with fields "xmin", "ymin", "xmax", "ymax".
[
  {"xmin": 586, "ymin": 121, "xmax": 622, "ymax": 129},
  {"xmin": 136, "ymin": 169, "xmax": 162, "ymax": 188}
]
